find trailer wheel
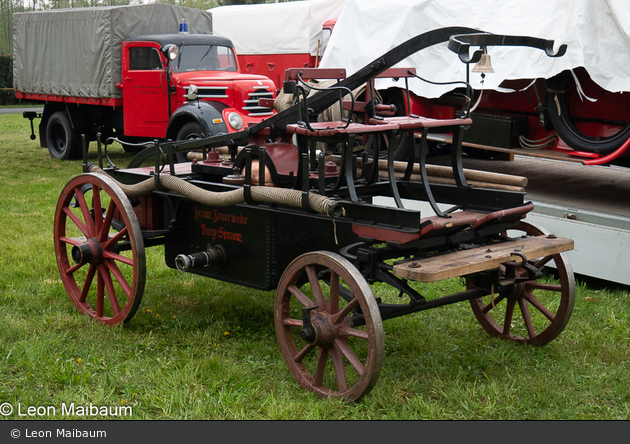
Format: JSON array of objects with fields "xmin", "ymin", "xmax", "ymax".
[
  {"xmin": 54, "ymin": 173, "xmax": 146, "ymax": 325},
  {"xmin": 468, "ymin": 221, "xmax": 575, "ymax": 346},
  {"xmin": 547, "ymin": 70, "xmax": 630, "ymax": 154},
  {"xmin": 275, "ymin": 251, "xmax": 385, "ymax": 402},
  {"xmin": 46, "ymin": 111, "xmax": 82, "ymax": 160}
]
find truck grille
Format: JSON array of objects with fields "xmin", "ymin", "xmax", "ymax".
[
  {"xmin": 243, "ymin": 86, "xmax": 274, "ymax": 117},
  {"xmin": 183, "ymin": 86, "xmax": 228, "ymax": 99}
]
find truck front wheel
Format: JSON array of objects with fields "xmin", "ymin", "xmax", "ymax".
[
  {"xmin": 175, "ymin": 121, "xmax": 205, "ymax": 163},
  {"xmin": 46, "ymin": 111, "xmax": 82, "ymax": 160}
]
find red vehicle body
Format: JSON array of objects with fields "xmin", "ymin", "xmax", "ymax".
[
  {"xmin": 16, "ymin": 34, "xmax": 276, "ymax": 160},
  {"xmin": 395, "ymin": 69, "xmax": 630, "ymax": 165},
  {"xmin": 237, "ymin": 19, "xmax": 336, "ymax": 91}
]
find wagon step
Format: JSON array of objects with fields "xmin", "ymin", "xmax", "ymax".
[{"xmin": 392, "ymin": 234, "xmax": 574, "ymax": 283}]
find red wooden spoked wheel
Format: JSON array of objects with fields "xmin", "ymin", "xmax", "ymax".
[
  {"xmin": 469, "ymin": 221, "xmax": 575, "ymax": 346},
  {"xmin": 54, "ymin": 173, "xmax": 146, "ymax": 325},
  {"xmin": 275, "ymin": 251, "xmax": 385, "ymax": 402}
]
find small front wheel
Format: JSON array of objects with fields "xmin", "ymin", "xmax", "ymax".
[
  {"xmin": 275, "ymin": 251, "xmax": 385, "ymax": 402},
  {"xmin": 468, "ymin": 221, "xmax": 575, "ymax": 345}
]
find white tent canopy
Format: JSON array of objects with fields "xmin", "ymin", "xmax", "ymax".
[
  {"xmin": 210, "ymin": 0, "xmax": 347, "ymax": 56},
  {"xmin": 319, "ymin": 0, "xmax": 630, "ymax": 98}
]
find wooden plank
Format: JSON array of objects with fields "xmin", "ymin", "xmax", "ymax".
[
  {"xmin": 325, "ymin": 155, "xmax": 528, "ymax": 187},
  {"xmin": 376, "ymin": 171, "xmax": 525, "ymax": 192},
  {"xmin": 392, "ymin": 235, "xmax": 574, "ymax": 283}
]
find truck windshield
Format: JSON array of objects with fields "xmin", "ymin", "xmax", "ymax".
[{"xmin": 173, "ymin": 44, "xmax": 237, "ymax": 73}]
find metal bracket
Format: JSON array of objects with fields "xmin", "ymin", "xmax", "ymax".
[{"xmin": 374, "ymin": 269, "xmax": 426, "ymax": 306}]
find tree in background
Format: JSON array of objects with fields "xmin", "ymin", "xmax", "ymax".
[{"xmin": 1, "ymin": 1, "xmax": 24, "ymax": 55}]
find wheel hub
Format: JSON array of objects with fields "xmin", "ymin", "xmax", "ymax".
[
  {"xmin": 71, "ymin": 237, "xmax": 103, "ymax": 266},
  {"xmin": 505, "ymin": 281, "xmax": 526, "ymax": 301},
  {"xmin": 301, "ymin": 312, "xmax": 336, "ymax": 347}
]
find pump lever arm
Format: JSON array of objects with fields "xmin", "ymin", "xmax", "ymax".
[{"xmin": 448, "ymin": 33, "xmax": 567, "ymax": 64}]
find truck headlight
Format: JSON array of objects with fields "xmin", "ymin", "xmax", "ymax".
[
  {"xmin": 227, "ymin": 112, "xmax": 243, "ymax": 131},
  {"xmin": 161, "ymin": 44, "xmax": 178, "ymax": 61}
]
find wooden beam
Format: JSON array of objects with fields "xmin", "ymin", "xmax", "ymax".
[{"xmin": 393, "ymin": 235, "xmax": 574, "ymax": 282}]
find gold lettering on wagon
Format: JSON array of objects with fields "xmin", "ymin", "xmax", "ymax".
[
  {"xmin": 200, "ymin": 225, "xmax": 244, "ymax": 243},
  {"xmin": 194, "ymin": 206, "xmax": 249, "ymax": 225},
  {"xmin": 195, "ymin": 206, "xmax": 247, "ymax": 243}
]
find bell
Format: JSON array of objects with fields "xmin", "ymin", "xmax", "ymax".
[{"xmin": 472, "ymin": 53, "xmax": 495, "ymax": 73}]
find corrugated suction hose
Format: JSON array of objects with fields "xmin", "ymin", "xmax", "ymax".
[{"xmin": 87, "ymin": 165, "xmax": 344, "ymax": 217}]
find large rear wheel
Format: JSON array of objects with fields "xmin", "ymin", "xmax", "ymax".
[{"xmin": 54, "ymin": 173, "xmax": 146, "ymax": 325}]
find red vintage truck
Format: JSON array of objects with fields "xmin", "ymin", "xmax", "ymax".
[{"xmin": 13, "ymin": 4, "xmax": 276, "ymax": 160}]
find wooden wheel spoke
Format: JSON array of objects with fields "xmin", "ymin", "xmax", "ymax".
[
  {"xmin": 293, "ymin": 343, "xmax": 316, "ymax": 363},
  {"xmin": 288, "ymin": 285, "xmax": 315, "ymax": 308},
  {"xmin": 98, "ymin": 266, "xmax": 121, "ymax": 316},
  {"xmin": 96, "ymin": 271, "xmax": 104, "ymax": 317},
  {"xmin": 523, "ymin": 291, "xmax": 556, "ymax": 322},
  {"xmin": 314, "ymin": 348, "xmax": 329, "ymax": 387},
  {"xmin": 102, "ymin": 251, "xmax": 134, "ymax": 267},
  {"xmin": 336, "ymin": 325, "xmax": 368, "ymax": 340},
  {"xmin": 305, "ymin": 265, "xmax": 327, "ymax": 310},
  {"xmin": 331, "ymin": 297, "xmax": 359, "ymax": 325},
  {"xmin": 503, "ymin": 298, "xmax": 516, "ymax": 336},
  {"xmin": 59, "ymin": 236, "xmax": 85, "ymax": 247},
  {"xmin": 104, "ymin": 259, "xmax": 132, "ymax": 297},
  {"xmin": 335, "ymin": 339, "xmax": 365, "ymax": 375},
  {"xmin": 65, "ymin": 262, "xmax": 85, "ymax": 276},
  {"xmin": 330, "ymin": 346, "xmax": 348, "ymax": 393},
  {"xmin": 102, "ymin": 226, "xmax": 128, "ymax": 250},
  {"xmin": 73, "ymin": 187, "xmax": 96, "ymax": 236},
  {"xmin": 527, "ymin": 282, "xmax": 562, "ymax": 292},
  {"xmin": 518, "ymin": 297, "xmax": 536, "ymax": 338},
  {"xmin": 480, "ymin": 294, "xmax": 506, "ymax": 314},
  {"xmin": 99, "ymin": 200, "xmax": 116, "ymax": 242},
  {"xmin": 79, "ymin": 265, "xmax": 97, "ymax": 303},
  {"xmin": 63, "ymin": 207, "xmax": 90, "ymax": 238},
  {"xmin": 328, "ymin": 271, "xmax": 340, "ymax": 314},
  {"xmin": 533, "ymin": 255, "xmax": 553, "ymax": 270},
  {"xmin": 92, "ymin": 185, "xmax": 103, "ymax": 235}
]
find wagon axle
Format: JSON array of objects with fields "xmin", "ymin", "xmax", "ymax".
[{"xmin": 71, "ymin": 238, "xmax": 103, "ymax": 267}]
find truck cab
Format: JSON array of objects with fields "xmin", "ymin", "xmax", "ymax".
[{"xmin": 122, "ymin": 34, "xmax": 275, "ymax": 144}]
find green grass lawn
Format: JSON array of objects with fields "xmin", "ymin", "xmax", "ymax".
[{"xmin": 0, "ymin": 112, "xmax": 629, "ymax": 419}]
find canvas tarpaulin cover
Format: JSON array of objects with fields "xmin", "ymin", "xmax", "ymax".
[
  {"xmin": 13, "ymin": 4, "xmax": 213, "ymax": 99},
  {"xmin": 319, "ymin": 0, "xmax": 630, "ymax": 98},
  {"xmin": 210, "ymin": 0, "xmax": 347, "ymax": 56}
]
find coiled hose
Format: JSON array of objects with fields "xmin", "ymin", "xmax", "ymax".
[{"xmin": 88, "ymin": 165, "xmax": 344, "ymax": 217}]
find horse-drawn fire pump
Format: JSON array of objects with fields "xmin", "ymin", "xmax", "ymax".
[{"xmin": 53, "ymin": 27, "xmax": 576, "ymax": 401}]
